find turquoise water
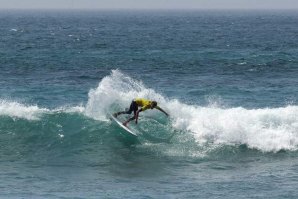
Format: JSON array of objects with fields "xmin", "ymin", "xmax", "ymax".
[{"xmin": 0, "ymin": 10, "xmax": 298, "ymax": 198}]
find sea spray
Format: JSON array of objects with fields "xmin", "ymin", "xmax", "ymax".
[{"xmin": 84, "ymin": 70, "xmax": 165, "ymax": 120}]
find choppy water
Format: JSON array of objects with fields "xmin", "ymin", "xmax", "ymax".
[{"xmin": 0, "ymin": 10, "xmax": 298, "ymax": 198}]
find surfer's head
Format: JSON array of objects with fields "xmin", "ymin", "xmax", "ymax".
[{"xmin": 151, "ymin": 101, "xmax": 157, "ymax": 109}]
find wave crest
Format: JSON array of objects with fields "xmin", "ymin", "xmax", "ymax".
[{"xmin": 1, "ymin": 70, "xmax": 298, "ymax": 153}]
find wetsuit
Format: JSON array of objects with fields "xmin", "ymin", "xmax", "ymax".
[
  {"xmin": 115, "ymin": 98, "xmax": 157, "ymax": 118},
  {"xmin": 123, "ymin": 98, "xmax": 155, "ymax": 114}
]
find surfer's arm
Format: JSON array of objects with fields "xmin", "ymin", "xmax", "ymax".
[{"xmin": 156, "ymin": 106, "xmax": 169, "ymax": 117}]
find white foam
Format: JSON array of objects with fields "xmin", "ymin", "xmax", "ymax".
[
  {"xmin": 171, "ymin": 105, "xmax": 298, "ymax": 152},
  {"xmin": 0, "ymin": 100, "xmax": 87, "ymax": 121},
  {"xmin": 85, "ymin": 70, "xmax": 298, "ymax": 152},
  {"xmin": 0, "ymin": 100, "xmax": 49, "ymax": 120}
]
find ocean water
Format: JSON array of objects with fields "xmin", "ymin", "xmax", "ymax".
[{"xmin": 0, "ymin": 10, "xmax": 298, "ymax": 198}]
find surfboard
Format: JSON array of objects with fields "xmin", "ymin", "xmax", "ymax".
[{"xmin": 110, "ymin": 114, "xmax": 138, "ymax": 137}]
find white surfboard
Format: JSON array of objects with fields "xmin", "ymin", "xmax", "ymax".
[{"xmin": 110, "ymin": 114, "xmax": 138, "ymax": 137}]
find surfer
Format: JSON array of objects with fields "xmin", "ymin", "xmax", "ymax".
[{"xmin": 113, "ymin": 98, "xmax": 169, "ymax": 126}]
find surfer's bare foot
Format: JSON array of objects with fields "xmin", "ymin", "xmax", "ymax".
[{"xmin": 123, "ymin": 122, "xmax": 128, "ymax": 127}]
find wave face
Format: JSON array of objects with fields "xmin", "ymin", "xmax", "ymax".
[{"xmin": 0, "ymin": 70, "xmax": 298, "ymax": 162}]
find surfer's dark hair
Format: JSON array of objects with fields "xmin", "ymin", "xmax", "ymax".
[{"xmin": 152, "ymin": 101, "xmax": 157, "ymax": 107}]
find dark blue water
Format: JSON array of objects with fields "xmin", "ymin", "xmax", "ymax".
[{"xmin": 0, "ymin": 10, "xmax": 298, "ymax": 198}]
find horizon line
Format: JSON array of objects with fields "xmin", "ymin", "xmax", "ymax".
[{"xmin": 1, "ymin": 8, "xmax": 298, "ymax": 11}]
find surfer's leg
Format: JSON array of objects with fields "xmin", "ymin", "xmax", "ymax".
[
  {"xmin": 113, "ymin": 110, "xmax": 126, "ymax": 117},
  {"xmin": 123, "ymin": 115, "xmax": 136, "ymax": 126},
  {"xmin": 114, "ymin": 101, "xmax": 136, "ymax": 117},
  {"xmin": 123, "ymin": 105, "xmax": 139, "ymax": 126}
]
